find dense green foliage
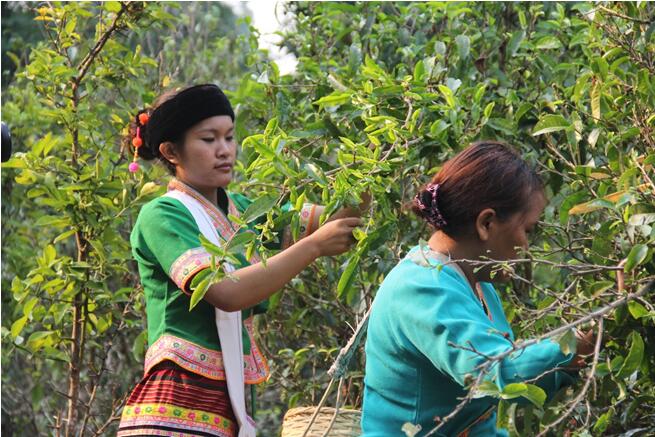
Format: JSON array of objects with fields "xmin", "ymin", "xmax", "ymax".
[
  {"xmin": 1, "ymin": 3, "xmax": 259, "ymax": 434},
  {"xmin": 2, "ymin": 2, "xmax": 654, "ymax": 436}
]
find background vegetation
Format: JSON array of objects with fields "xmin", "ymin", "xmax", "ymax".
[{"xmin": 2, "ymin": 2, "xmax": 653, "ymax": 436}]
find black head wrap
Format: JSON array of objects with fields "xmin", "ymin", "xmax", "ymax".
[{"xmin": 143, "ymin": 84, "xmax": 234, "ymax": 156}]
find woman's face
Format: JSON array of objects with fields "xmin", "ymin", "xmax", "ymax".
[
  {"xmin": 480, "ymin": 191, "xmax": 546, "ymax": 282},
  {"xmin": 173, "ymin": 115, "xmax": 237, "ymax": 190}
]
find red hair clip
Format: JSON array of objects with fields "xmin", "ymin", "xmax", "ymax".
[{"xmin": 129, "ymin": 112, "xmax": 149, "ymax": 173}]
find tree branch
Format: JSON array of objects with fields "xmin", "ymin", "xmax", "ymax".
[
  {"xmin": 536, "ymin": 318, "xmax": 604, "ymax": 436},
  {"xmin": 72, "ymin": 3, "xmax": 128, "ymax": 91}
]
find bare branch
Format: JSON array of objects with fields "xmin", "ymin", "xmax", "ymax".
[{"xmin": 536, "ymin": 318, "xmax": 604, "ymax": 436}]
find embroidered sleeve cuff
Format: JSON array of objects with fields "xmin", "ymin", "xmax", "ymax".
[
  {"xmin": 169, "ymin": 247, "xmax": 213, "ymax": 294},
  {"xmin": 299, "ymin": 203, "xmax": 320, "ymax": 240}
]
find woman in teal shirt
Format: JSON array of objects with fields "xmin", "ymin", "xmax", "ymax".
[{"xmin": 362, "ymin": 142, "xmax": 594, "ymax": 436}]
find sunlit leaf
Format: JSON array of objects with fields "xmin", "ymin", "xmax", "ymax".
[
  {"xmin": 532, "ymin": 115, "xmax": 571, "ymax": 136},
  {"xmin": 240, "ymin": 195, "xmax": 278, "ymax": 223}
]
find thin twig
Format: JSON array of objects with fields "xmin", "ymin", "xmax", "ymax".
[
  {"xmin": 597, "ymin": 5, "xmax": 652, "ymax": 25},
  {"xmin": 536, "ymin": 318, "xmax": 604, "ymax": 437},
  {"xmin": 301, "ymin": 378, "xmax": 335, "ymax": 437},
  {"xmin": 72, "ymin": 3, "xmax": 128, "ymax": 91},
  {"xmin": 320, "ymin": 377, "xmax": 345, "ymax": 437}
]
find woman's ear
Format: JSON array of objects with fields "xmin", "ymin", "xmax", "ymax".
[
  {"xmin": 159, "ymin": 142, "xmax": 179, "ymax": 165},
  {"xmin": 475, "ymin": 208, "xmax": 496, "ymax": 242}
]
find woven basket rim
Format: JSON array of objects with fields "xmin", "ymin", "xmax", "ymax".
[
  {"xmin": 284, "ymin": 406, "xmax": 361, "ymax": 413},
  {"xmin": 281, "ymin": 406, "xmax": 362, "ymax": 436},
  {"xmin": 283, "ymin": 406, "xmax": 362, "ymax": 419}
]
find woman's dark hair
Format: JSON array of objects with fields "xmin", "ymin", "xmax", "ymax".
[
  {"xmin": 124, "ymin": 84, "xmax": 234, "ymax": 175},
  {"xmin": 411, "ymin": 141, "xmax": 543, "ymax": 237},
  {"xmin": 124, "ymin": 89, "xmax": 183, "ymax": 174}
]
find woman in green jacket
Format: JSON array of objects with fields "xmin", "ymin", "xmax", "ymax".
[{"xmin": 118, "ymin": 84, "xmax": 362, "ymax": 437}]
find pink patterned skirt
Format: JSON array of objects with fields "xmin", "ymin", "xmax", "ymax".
[{"xmin": 117, "ymin": 361, "xmax": 237, "ymax": 437}]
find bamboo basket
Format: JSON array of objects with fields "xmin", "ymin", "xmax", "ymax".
[{"xmin": 281, "ymin": 406, "xmax": 362, "ymax": 437}]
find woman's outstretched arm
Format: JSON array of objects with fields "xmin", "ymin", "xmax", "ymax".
[{"xmin": 204, "ymin": 216, "xmax": 361, "ymax": 312}]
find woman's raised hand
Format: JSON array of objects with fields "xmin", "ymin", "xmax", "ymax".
[
  {"xmin": 308, "ymin": 217, "xmax": 361, "ymax": 256},
  {"xmin": 568, "ymin": 328, "xmax": 596, "ymax": 368},
  {"xmin": 326, "ymin": 192, "xmax": 372, "ymax": 221}
]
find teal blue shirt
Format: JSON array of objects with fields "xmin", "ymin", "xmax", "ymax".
[{"xmin": 362, "ymin": 246, "xmax": 575, "ymax": 436}]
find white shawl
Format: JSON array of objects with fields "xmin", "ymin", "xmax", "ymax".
[{"xmin": 165, "ymin": 189, "xmax": 256, "ymax": 437}]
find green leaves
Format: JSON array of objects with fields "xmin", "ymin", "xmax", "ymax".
[
  {"xmin": 501, "ymin": 383, "xmax": 547, "ymax": 408},
  {"xmin": 523, "ymin": 385, "xmax": 547, "ymax": 408},
  {"xmin": 25, "ymin": 330, "xmax": 57, "ymax": 352},
  {"xmin": 139, "ymin": 182, "xmax": 162, "ymax": 197},
  {"xmin": 615, "ymin": 331, "xmax": 644, "ymax": 379},
  {"xmin": 472, "ymin": 380, "xmax": 501, "ymax": 398},
  {"xmin": 240, "ymin": 195, "xmax": 278, "ymax": 223},
  {"xmin": 104, "ymin": 1, "xmax": 122, "ymax": 13},
  {"xmin": 438, "ymin": 84, "xmax": 457, "ymax": 108},
  {"xmin": 507, "ymin": 30, "xmax": 525, "ymax": 57},
  {"xmin": 624, "ymin": 244, "xmax": 649, "ymax": 272},
  {"xmin": 32, "ymin": 132, "xmax": 60, "ymax": 156},
  {"xmin": 239, "ymin": 4, "xmax": 655, "ymax": 430},
  {"xmin": 189, "ymin": 268, "xmax": 216, "ymax": 311},
  {"xmin": 2, "ymin": 1, "xmax": 655, "ymax": 434},
  {"xmin": 189, "ymin": 227, "xmax": 262, "ymax": 310},
  {"xmin": 131, "ymin": 330, "xmax": 148, "ymax": 362},
  {"xmin": 314, "ymin": 91, "xmax": 352, "ymax": 109},
  {"xmin": 593, "ymin": 406, "xmax": 615, "ymax": 434},
  {"xmin": 592, "ymin": 57, "xmax": 609, "ymax": 82},
  {"xmin": 225, "ymin": 231, "xmax": 256, "ymax": 252},
  {"xmin": 532, "ymin": 114, "xmax": 571, "ymax": 136},
  {"xmin": 591, "ymin": 80, "xmax": 602, "ymax": 120},
  {"xmin": 555, "ymin": 329, "xmax": 577, "ymax": 355},
  {"xmin": 337, "ymin": 253, "xmax": 360, "ymax": 303},
  {"xmin": 587, "ymin": 127, "xmax": 601, "ymax": 147},
  {"xmin": 627, "ymin": 301, "xmax": 650, "ymax": 320},
  {"xmin": 534, "ymin": 35, "xmax": 562, "ymax": 50},
  {"xmin": 11, "ymin": 316, "xmax": 29, "ymax": 340},
  {"xmin": 472, "ymin": 380, "xmax": 547, "ymax": 408},
  {"xmin": 455, "ymin": 34, "xmax": 470, "ymax": 58}
]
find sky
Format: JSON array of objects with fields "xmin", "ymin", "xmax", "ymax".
[{"xmin": 225, "ymin": 0, "xmax": 298, "ymax": 75}]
